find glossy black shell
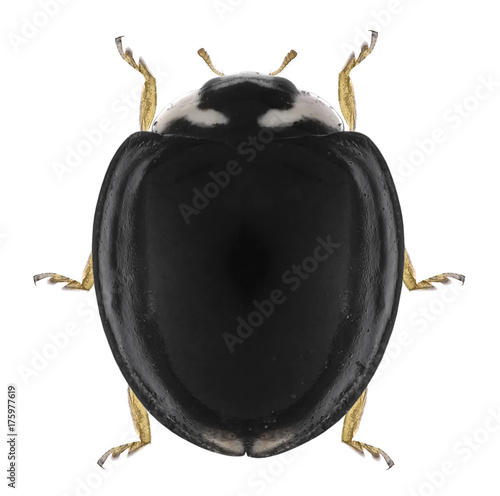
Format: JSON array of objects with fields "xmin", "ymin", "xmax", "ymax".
[{"xmin": 93, "ymin": 129, "xmax": 404, "ymax": 457}]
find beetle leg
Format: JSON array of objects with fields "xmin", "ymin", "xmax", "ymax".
[
  {"xmin": 341, "ymin": 389, "xmax": 394, "ymax": 468},
  {"xmin": 33, "ymin": 253, "xmax": 94, "ymax": 290},
  {"xmin": 338, "ymin": 30, "xmax": 378, "ymax": 131},
  {"xmin": 403, "ymin": 249, "xmax": 465, "ymax": 291},
  {"xmin": 115, "ymin": 37, "xmax": 157, "ymax": 132},
  {"xmin": 97, "ymin": 387, "xmax": 151, "ymax": 467}
]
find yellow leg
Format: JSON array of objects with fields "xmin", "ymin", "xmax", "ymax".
[
  {"xmin": 34, "ymin": 40, "xmax": 157, "ymax": 293},
  {"xmin": 342, "ymin": 389, "xmax": 394, "ymax": 468},
  {"xmin": 34, "ymin": 41, "xmax": 157, "ymax": 292},
  {"xmin": 115, "ymin": 36, "xmax": 157, "ymax": 132},
  {"xmin": 98, "ymin": 387, "xmax": 151, "ymax": 467},
  {"xmin": 33, "ymin": 253, "xmax": 94, "ymax": 290},
  {"xmin": 404, "ymin": 249, "xmax": 465, "ymax": 291},
  {"xmin": 338, "ymin": 30, "xmax": 378, "ymax": 132}
]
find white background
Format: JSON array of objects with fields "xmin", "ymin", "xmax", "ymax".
[{"xmin": 2, "ymin": 0, "xmax": 499, "ymax": 495}]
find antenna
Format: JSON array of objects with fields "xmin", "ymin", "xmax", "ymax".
[
  {"xmin": 269, "ymin": 50, "xmax": 297, "ymax": 76},
  {"xmin": 197, "ymin": 48, "xmax": 225, "ymax": 76}
]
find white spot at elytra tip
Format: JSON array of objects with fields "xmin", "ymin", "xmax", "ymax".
[
  {"xmin": 202, "ymin": 429, "xmax": 245, "ymax": 455},
  {"xmin": 250, "ymin": 428, "xmax": 295, "ymax": 456}
]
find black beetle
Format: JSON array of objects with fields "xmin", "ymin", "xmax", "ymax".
[{"xmin": 35, "ymin": 32, "xmax": 464, "ymax": 468}]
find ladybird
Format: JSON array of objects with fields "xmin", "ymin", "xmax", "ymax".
[{"xmin": 35, "ymin": 32, "xmax": 464, "ymax": 468}]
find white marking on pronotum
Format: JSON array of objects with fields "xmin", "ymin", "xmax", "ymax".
[
  {"xmin": 258, "ymin": 91, "xmax": 344, "ymax": 130},
  {"xmin": 153, "ymin": 90, "xmax": 229, "ymax": 132}
]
